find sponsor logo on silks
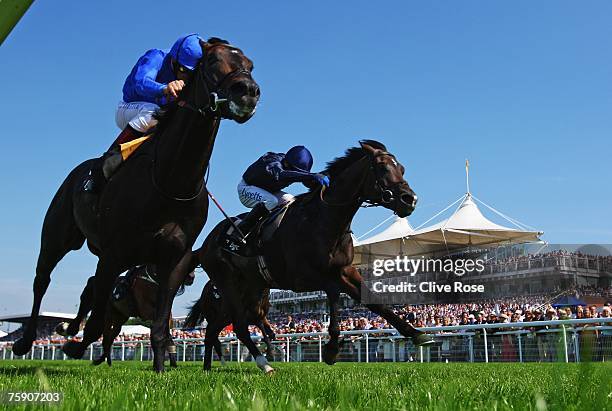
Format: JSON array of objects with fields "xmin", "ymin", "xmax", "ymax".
[{"xmin": 240, "ymin": 188, "xmax": 263, "ymax": 202}]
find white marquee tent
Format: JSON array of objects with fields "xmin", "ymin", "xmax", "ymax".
[{"xmin": 354, "ymin": 162, "xmax": 543, "ymax": 260}]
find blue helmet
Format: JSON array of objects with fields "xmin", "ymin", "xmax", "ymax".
[
  {"xmin": 285, "ymin": 146, "xmax": 313, "ymax": 173},
  {"xmin": 169, "ymin": 34, "xmax": 203, "ymax": 71}
]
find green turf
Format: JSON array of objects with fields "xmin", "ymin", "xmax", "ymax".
[{"xmin": 0, "ymin": 360, "xmax": 610, "ymax": 410}]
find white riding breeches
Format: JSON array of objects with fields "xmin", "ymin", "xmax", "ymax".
[
  {"xmin": 115, "ymin": 101, "xmax": 160, "ymax": 132},
  {"xmin": 237, "ymin": 179, "xmax": 294, "ymax": 211}
]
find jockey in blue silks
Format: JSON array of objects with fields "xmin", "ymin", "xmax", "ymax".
[
  {"xmin": 83, "ymin": 33, "xmax": 204, "ymax": 193},
  {"xmin": 232, "ymin": 146, "xmax": 330, "ymax": 241}
]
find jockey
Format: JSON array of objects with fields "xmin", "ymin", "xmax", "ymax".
[
  {"xmin": 232, "ymin": 146, "xmax": 330, "ymax": 241},
  {"xmin": 83, "ymin": 33, "xmax": 204, "ymax": 193}
]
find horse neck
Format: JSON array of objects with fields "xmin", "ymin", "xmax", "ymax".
[
  {"xmin": 314, "ymin": 158, "xmax": 370, "ymax": 240},
  {"xmin": 153, "ymin": 109, "xmax": 220, "ymax": 197}
]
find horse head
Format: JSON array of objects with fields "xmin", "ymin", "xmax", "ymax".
[
  {"xmin": 179, "ymin": 37, "xmax": 259, "ymax": 123},
  {"xmin": 357, "ymin": 140, "xmax": 417, "ymax": 217}
]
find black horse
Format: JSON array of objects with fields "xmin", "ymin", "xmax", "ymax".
[
  {"xmin": 12, "ymin": 37, "xmax": 260, "ymax": 372},
  {"xmin": 197, "ymin": 140, "xmax": 434, "ymax": 373},
  {"xmin": 184, "ymin": 280, "xmax": 275, "ymax": 370}
]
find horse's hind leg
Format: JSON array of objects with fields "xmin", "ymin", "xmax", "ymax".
[
  {"xmin": 203, "ymin": 321, "xmax": 224, "ymax": 370},
  {"xmin": 12, "ymin": 188, "xmax": 85, "ymax": 356},
  {"xmin": 258, "ymin": 321, "xmax": 274, "ymax": 359},
  {"xmin": 167, "ymin": 338, "xmax": 178, "ymax": 368}
]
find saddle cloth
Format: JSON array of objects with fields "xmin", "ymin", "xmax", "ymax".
[{"xmin": 120, "ymin": 134, "xmax": 152, "ymax": 161}]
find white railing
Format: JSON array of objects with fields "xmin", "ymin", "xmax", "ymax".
[{"xmin": 1, "ymin": 318, "xmax": 611, "ymax": 364}]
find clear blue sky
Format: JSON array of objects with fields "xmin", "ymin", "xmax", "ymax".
[{"xmin": 1, "ymin": 1, "xmax": 611, "ymax": 320}]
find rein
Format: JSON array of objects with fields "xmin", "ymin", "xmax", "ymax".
[
  {"xmin": 151, "ymin": 44, "xmax": 249, "ymax": 202},
  {"xmin": 319, "ymin": 152, "xmax": 400, "ymax": 208}
]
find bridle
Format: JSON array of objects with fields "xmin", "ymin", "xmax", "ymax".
[
  {"xmin": 320, "ymin": 151, "xmax": 412, "ymax": 209},
  {"xmin": 152, "ymin": 43, "xmax": 254, "ymax": 202},
  {"xmin": 177, "ymin": 43, "xmax": 252, "ymax": 118}
]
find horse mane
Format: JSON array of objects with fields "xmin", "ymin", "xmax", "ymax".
[
  {"xmin": 321, "ymin": 139, "xmax": 387, "ymax": 178},
  {"xmin": 297, "ymin": 139, "xmax": 386, "ymax": 198}
]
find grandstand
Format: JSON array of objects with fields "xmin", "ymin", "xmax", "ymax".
[{"xmin": 0, "ymin": 312, "xmax": 76, "ymax": 342}]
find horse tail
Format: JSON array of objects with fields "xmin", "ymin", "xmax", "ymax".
[{"xmin": 184, "ymin": 281, "xmax": 211, "ymax": 328}]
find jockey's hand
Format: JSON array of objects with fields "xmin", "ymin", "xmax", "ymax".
[
  {"xmin": 313, "ymin": 174, "xmax": 330, "ymax": 187},
  {"xmin": 164, "ymin": 80, "xmax": 186, "ymax": 99}
]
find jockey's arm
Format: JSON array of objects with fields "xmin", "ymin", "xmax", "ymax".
[
  {"xmin": 267, "ymin": 161, "xmax": 318, "ymax": 185},
  {"xmin": 129, "ymin": 50, "xmax": 167, "ymax": 103}
]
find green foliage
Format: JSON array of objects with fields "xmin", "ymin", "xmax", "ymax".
[
  {"xmin": 123, "ymin": 318, "xmax": 152, "ymax": 327},
  {"xmin": 0, "ymin": 361, "xmax": 610, "ymax": 410}
]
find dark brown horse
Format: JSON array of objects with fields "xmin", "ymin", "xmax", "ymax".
[
  {"xmin": 197, "ymin": 140, "xmax": 434, "ymax": 373},
  {"xmin": 56, "ymin": 265, "xmax": 195, "ymax": 367},
  {"xmin": 184, "ymin": 280, "xmax": 275, "ymax": 370},
  {"xmin": 12, "ymin": 37, "xmax": 260, "ymax": 372}
]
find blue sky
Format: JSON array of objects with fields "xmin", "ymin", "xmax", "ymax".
[{"xmin": 1, "ymin": 1, "xmax": 611, "ymax": 321}]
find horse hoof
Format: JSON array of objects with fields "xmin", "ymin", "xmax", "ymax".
[
  {"xmin": 62, "ymin": 341, "xmax": 85, "ymax": 359},
  {"xmin": 413, "ymin": 333, "xmax": 435, "ymax": 346},
  {"xmin": 256, "ymin": 356, "xmax": 274, "ymax": 374},
  {"xmin": 91, "ymin": 356, "xmax": 104, "ymax": 366},
  {"xmin": 322, "ymin": 346, "xmax": 338, "ymax": 365},
  {"xmin": 11, "ymin": 338, "xmax": 33, "ymax": 356}
]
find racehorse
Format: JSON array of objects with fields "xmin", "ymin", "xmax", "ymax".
[
  {"xmin": 12, "ymin": 37, "xmax": 260, "ymax": 372},
  {"xmin": 184, "ymin": 280, "xmax": 275, "ymax": 370},
  {"xmin": 197, "ymin": 140, "xmax": 434, "ymax": 373},
  {"xmin": 56, "ymin": 265, "xmax": 196, "ymax": 367}
]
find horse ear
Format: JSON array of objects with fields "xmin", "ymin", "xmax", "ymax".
[
  {"xmin": 199, "ymin": 38, "xmax": 209, "ymax": 52},
  {"xmin": 360, "ymin": 141, "xmax": 379, "ymax": 155}
]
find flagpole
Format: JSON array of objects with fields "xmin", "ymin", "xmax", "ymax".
[{"xmin": 465, "ymin": 159, "xmax": 470, "ymax": 194}]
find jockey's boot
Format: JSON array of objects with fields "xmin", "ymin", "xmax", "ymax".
[
  {"xmin": 236, "ymin": 202, "xmax": 270, "ymax": 239},
  {"xmin": 226, "ymin": 203, "xmax": 270, "ymax": 249},
  {"xmin": 82, "ymin": 126, "xmax": 144, "ymax": 193}
]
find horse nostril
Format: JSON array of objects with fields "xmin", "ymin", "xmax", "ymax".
[
  {"xmin": 229, "ymin": 81, "xmax": 248, "ymax": 97},
  {"xmin": 252, "ymin": 84, "xmax": 260, "ymax": 98},
  {"xmin": 401, "ymin": 193, "xmax": 417, "ymax": 208}
]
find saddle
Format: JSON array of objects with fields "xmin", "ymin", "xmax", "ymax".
[
  {"xmin": 222, "ymin": 201, "xmax": 294, "ymax": 287},
  {"xmin": 224, "ymin": 201, "xmax": 293, "ymax": 254}
]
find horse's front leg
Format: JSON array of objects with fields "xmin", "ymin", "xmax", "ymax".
[
  {"xmin": 58, "ymin": 276, "xmax": 95, "ymax": 337},
  {"xmin": 339, "ymin": 266, "xmax": 434, "ymax": 346},
  {"xmin": 322, "ymin": 286, "xmax": 341, "ymax": 365},
  {"xmin": 151, "ymin": 252, "xmax": 192, "ymax": 372}
]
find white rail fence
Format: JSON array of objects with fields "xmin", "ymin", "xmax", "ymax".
[{"xmin": 2, "ymin": 318, "xmax": 611, "ymax": 364}]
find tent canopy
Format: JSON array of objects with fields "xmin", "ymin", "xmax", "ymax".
[
  {"xmin": 355, "ymin": 193, "xmax": 542, "ymax": 259},
  {"xmin": 408, "ymin": 194, "xmax": 542, "ymax": 248}
]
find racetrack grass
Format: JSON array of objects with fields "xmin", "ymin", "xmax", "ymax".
[{"xmin": 0, "ymin": 360, "xmax": 610, "ymax": 410}]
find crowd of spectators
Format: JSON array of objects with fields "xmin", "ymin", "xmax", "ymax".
[{"xmin": 3, "ymin": 286, "xmax": 607, "ymax": 349}]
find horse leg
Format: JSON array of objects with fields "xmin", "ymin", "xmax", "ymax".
[
  {"xmin": 12, "ymin": 210, "xmax": 85, "ymax": 355},
  {"xmin": 322, "ymin": 286, "xmax": 341, "ymax": 365},
  {"xmin": 339, "ymin": 266, "xmax": 434, "ymax": 346},
  {"xmin": 203, "ymin": 321, "xmax": 224, "ymax": 371},
  {"xmin": 63, "ymin": 258, "xmax": 121, "ymax": 359},
  {"xmin": 257, "ymin": 321, "xmax": 274, "ymax": 359},
  {"xmin": 151, "ymin": 252, "xmax": 192, "ymax": 373},
  {"xmin": 214, "ymin": 276, "xmax": 273, "ymax": 373},
  {"xmin": 92, "ymin": 306, "xmax": 122, "ymax": 366},
  {"xmin": 167, "ymin": 337, "xmax": 178, "ymax": 368},
  {"xmin": 58, "ymin": 276, "xmax": 96, "ymax": 337}
]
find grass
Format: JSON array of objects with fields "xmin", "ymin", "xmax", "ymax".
[{"xmin": 0, "ymin": 360, "xmax": 610, "ymax": 410}]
